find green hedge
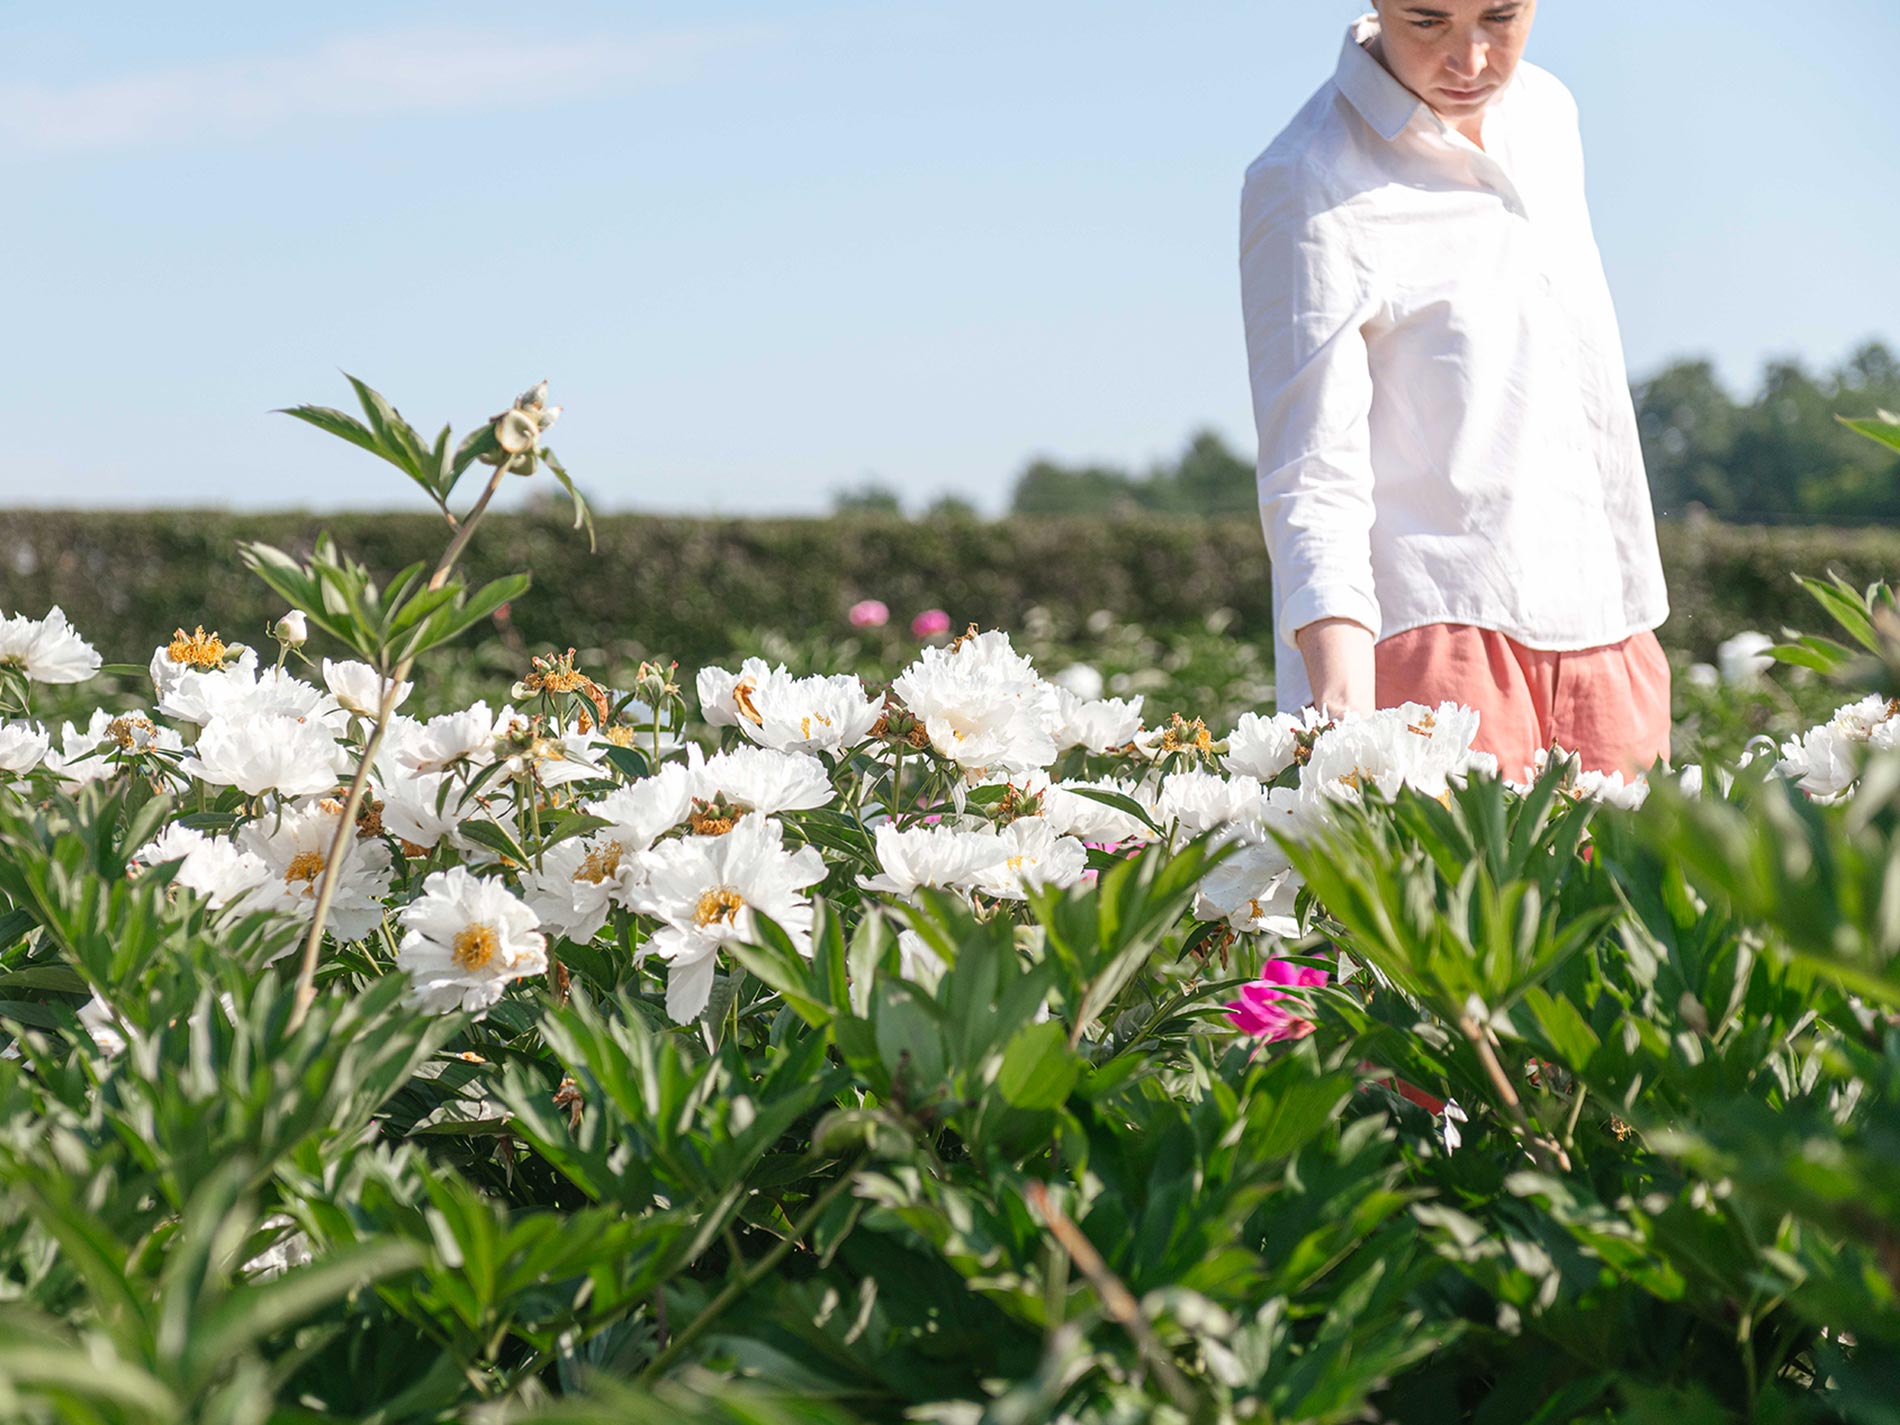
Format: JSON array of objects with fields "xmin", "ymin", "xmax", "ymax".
[{"xmin": 0, "ymin": 508, "xmax": 1891, "ymax": 668}]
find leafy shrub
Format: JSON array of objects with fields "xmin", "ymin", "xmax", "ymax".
[{"xmin": 0, "ymin": 386, "xmax": 1897, "ymax": 1423}]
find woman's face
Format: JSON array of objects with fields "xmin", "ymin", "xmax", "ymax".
[{"xmin": 1371, "ymin": 1, "xmax": 1537, "ymax": 119}]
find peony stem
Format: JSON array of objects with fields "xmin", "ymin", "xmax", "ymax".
[
  {"xmin": 1458, "ymin": 1014, "xmax": 1570, "ymax": 1174},
  {"xmin": 286, "ymin": 463, "xmax": 510, "ymax": 1031},
  {"xmin": 1024, "ymin": 1179, "xmax": 1201, "ymax": 1414},
  {"xmin": 640, "ymin": 1155, "xmax": 864, "ymax": 1382}
]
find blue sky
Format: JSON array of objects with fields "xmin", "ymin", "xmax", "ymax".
[{"xmin": 4, "ymin": 1, "xmax": 1895, "ymax": 516}]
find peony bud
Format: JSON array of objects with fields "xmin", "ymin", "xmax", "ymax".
[
  {"xmin": 494, "ymin": 408, "xmax": 541, "ymax": 456},
  {"xmin": 911, "ymin": 609, "xmax": 952, "ymax": 640},
  {"xmin": 849, "ymin": 599, "xmax": 889, "ymax": 629},
  {"xmin": 272, "ymin": 611, "xmax": 307, "ymax": 647}
]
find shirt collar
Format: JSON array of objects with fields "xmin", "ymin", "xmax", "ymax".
[
  {"xmin": 1334, "ymin": 12, "xmax": 1421, "ymax": 143},
  {"xmin": 1334, "ymin": 12, "xmax": 1527, "ymax": 147}
]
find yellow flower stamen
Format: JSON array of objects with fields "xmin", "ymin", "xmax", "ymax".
[
  {"xmin": 167, "ymin": 626, "xmax": 227, "ymax": 669},
  {"xmin": 105, "ymin": 715, "xmax": 155, "ymax": 751},
  {"xmin": 694, "ymin": 887, "xmax": 745, "ymax": 928},
  {"xmin": 452, "ymin": 922, "xmax": 500, "ymax": 972},
  {"xmin": 574, "ymin": 840, "xmax": 626, "ymax": 885},
  {"xmin": 283, "ymin": 850, "xmax": 326, "ymax": 889},
  {"xmin": 1159, "ymin": 715, "xmax": 1214, "ymax": 756}
]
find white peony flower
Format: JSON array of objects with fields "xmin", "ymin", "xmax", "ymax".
[
  {"xmin": 522, "ymin": 834, "xmax": 642, "ymax": 944},
  {"xmin": 323, "ymin": 659, "xmax": 413, "ymax": 717},
  {"xmin": 1041, "ymin": 777, "xmax": 1160, "ymax": 844},
  {"xmin": 0, "ymin": 606, "xmax": 101, "ymax": 685},
  {"xmin": 1775, "ymin": 695, "xmax": 1900, "ymax": 803},
  {"xmin": 737, "ymin": 673, "xmax": 883, "ymax": 757},
  {"xmin": 969, "ymin": 817, "xmax": 1089, "ymax": 900},
  {"xmin": 1050, "ymin": 663, "xmax": 1105, "ymax": 702},
  {"xmin": 1193, "ymin": 839, "xmax": 1303, "ymax": 939},
  {"xmin": 173, "ymin": 838, "xmax": 275, "ymax": 909},
  {"xmin": 400, "ymin": 701, "xmax": 515, "ymax": 776},
  {"xmin": 1716, "ymin": 630, "xmax": 1775, "ymax": 686},
  {"xmin": 697, "ymin": 658, "xmax": 785, "ymax": 729},
  {"xmin": 1157, "ymin": 770, "xmax": 1271, "ymax": 839},
  {"xmin": 1051, "ymin": 686, "xmax": 1144, "ymax": 754},
  {"xmin": 585, "ymin": 755, "xmax": 704, "ymax": 852},
  {"xmin": 180, "ymin": 712, "xmax": 350, "ymax": 799},
  {"xmin": 496, "ymin": 729, "xmax": 605, "ymax": 789},
  {"xmin": 891, "ymin": 630, "xmax": 1059, "ymax": 776},
  {"xmin": 1303, "ymin": 702, "xmax": 1493, "ymax": 801},
  {"xmin": 150, "ymin": 632, "xmax": 259, "ymax": 725},
  {"xmin": 0, "ymin": 720, "xmax": 50, "ymax": 775},
  {"xmin": 1223, "ymin": 706, "xmax": 1332, "ymax": 782},
  {"xmin": 42, "ymin": 709, "xmax": 184, "ymax": 787},
  {"xmin": 397, "ymin": 866, "xmax": 548, "ymax": 1016},
  {"xmin": 236, "ymin": 802, "xmax": 394, "ymax": 943},
  {"xmin": 859, "ymin": 821, "xmax": 1011, "ymax": 898},
  {"xmin": 694, "ymin": 745, "xmax": 833, "ymax": 816},
  {"xmin": 630, "ymin": 814, "xmax": 826, "ymax": 1022},
  {"xmin": 135, "ymin": 822, "xmax": 211, "ymax": 866}
]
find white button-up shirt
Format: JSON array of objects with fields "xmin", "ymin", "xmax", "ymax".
[{"xmin": 1239, "ymin": 12, "xmax": 1669, "ymax": 714}]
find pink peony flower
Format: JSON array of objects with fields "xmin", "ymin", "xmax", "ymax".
[
  {"xmin": 849, "ymin": 599, "xmax": 890, "ymax": 629},
  {"xmin": 1225, "ymin": 959, "xmax": 1329, "ymax": 1043},
  {"xmin": 911, "ymin": 609, "xmax": 952, "ymax": 639}
]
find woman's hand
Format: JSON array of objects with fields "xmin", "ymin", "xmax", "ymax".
[{"xmin": 1294, "ymin": 616, "xmax": 1376, "ymax": 718}]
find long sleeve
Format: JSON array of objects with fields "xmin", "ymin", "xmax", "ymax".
[{"xmin": 1239, "ymin": 156, "xmax": 1383, "ymax": 643}]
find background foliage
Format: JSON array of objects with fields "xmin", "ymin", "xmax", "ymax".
[
  {"xmin": 991, "ymin": 341, "xmax": 1900, "ymax": 524},
  {"xmin": 2, "ymin": 509, "xmax": 1893, "ymax": 679}
]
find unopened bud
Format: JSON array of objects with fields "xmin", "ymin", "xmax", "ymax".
[
  {"xmin": 272, "ymin": 611, "xmax": 308, "ymax": 647},
  {"xmin": 516, "ymin": 379, "xmax": 550, "ymax": 412},
  {"xmin": 495, "ymin": 408, "xmax": 540, "ymax": 456}
]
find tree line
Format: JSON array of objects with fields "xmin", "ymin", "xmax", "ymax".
[{"xmin": 834, "ymin": 340, "xmax": 1900, "ymax": 522}]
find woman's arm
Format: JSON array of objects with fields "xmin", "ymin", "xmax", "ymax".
[
  {"xmin": 1238, "ymin": 155, "xmax": 1384, "ymax": 715},
  {"xmin": 1293, "ymin": 615, "xmax": 1376, "ymax": 717}
]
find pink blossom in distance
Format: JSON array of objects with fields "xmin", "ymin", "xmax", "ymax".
[
  {"xmin": 911, "ymin": 609, "xmax": 952, "ymax": 639},
  {"xmin": 849, "ymin": 600, "xmax": 890, "ymax": 629},
  {"xmin": 1225, "ymin": 959, "xmax": 1329, "ymax": 1043}
]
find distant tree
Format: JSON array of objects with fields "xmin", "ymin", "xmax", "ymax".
[
  {"xmin": 1634, "ymin": 358, "xmax": 1740, "ymax": 517},
  {"xmin": 1009, "ymin": 429, "xmax": 1254, "ymax": 517},
  {"xmin": 1006, "ymin": 340, "xmax": 1900, "ymax": 525},
  {"xmin": 1160, "ymin": 428, "xmax": 1256, "ymax": 515},
  {"xmin": 1728, "ymin": 343, "xmax": 1900, "ymax": 521},
  {"xmin": 832, "ymin": 480, "xmax": 904, "ymax": 515},
  {"xmin": 1010, "ymin": 459, "xmax": 1141, "ymax": 515},
  {"xmin": 922, "ymin": 493, "xmax": 980, "ymax": 521}
]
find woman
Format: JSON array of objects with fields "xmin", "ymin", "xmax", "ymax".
[{"xmin": 1238, "ymin": 2, "xmax": 1671, "ymax": 782}]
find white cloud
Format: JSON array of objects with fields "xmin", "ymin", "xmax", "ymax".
[{"xmin": 1, "ymin": 25, "xmax": 766, "ymax": 156}]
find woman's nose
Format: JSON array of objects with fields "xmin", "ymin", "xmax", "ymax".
[{"xmin": 1446, "ymin": 40, "xmax": 1488, "ymax": 81}]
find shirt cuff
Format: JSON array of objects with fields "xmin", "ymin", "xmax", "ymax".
[{"xmin": 1280, "ymin": 580, "xmax": 1381, "ymax": 646}]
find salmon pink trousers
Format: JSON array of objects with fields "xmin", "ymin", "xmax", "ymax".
[{"xmin": 1373, "ymin": 623, "xmax": 1672, "ymax": 783}]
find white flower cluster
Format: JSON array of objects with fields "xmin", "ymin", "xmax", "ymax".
[
  {"xmin": 3, "ymin": 599, "xmax": 1884, "ymax": 1035},
  {"xmin": 1775, "ymin": 693, "xmax": 1900, "ymax": 803}
]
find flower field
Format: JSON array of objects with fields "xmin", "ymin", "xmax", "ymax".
[{"xmin": 1, "ymin": 383, "xmax": 1898, "ymax": 1423}]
